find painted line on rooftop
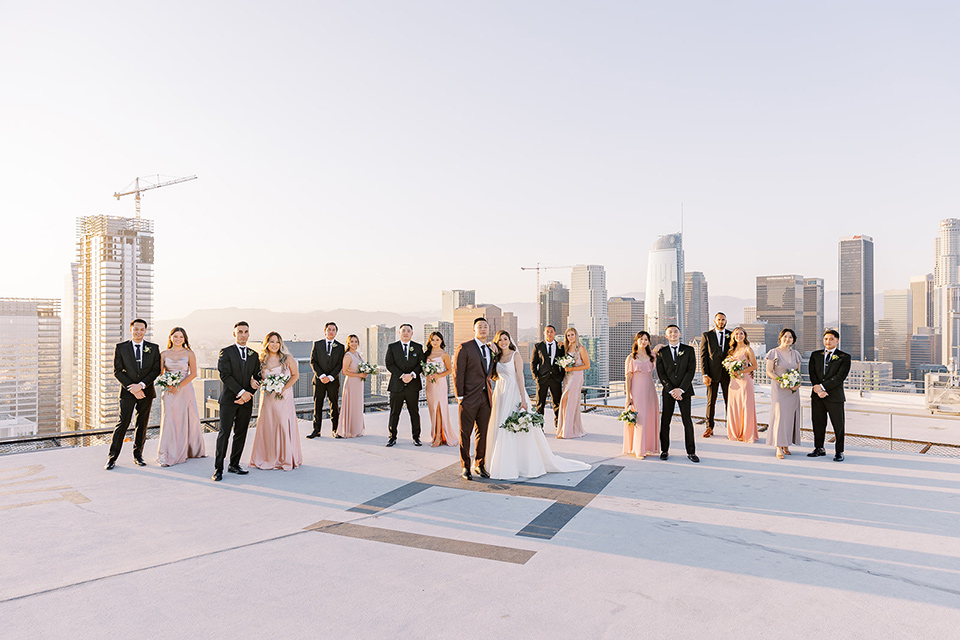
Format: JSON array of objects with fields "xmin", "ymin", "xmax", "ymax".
[{"xmin": 305, "ymin": 519, "xmax": 536, "ymax": 565}]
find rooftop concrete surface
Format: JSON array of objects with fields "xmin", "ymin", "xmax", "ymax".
[{"xmin": 2, "ymin": 404, "xmax": 959, "ymax": 639}]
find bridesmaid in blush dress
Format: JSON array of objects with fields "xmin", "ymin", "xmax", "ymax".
[
  {"xmin": 424, "ymin": 331, "xmax": 457, "ymax": 447},
  {"xmin": 557, "ymin": 327, "xmax": 590, "ymax": 439},
  {"xmin": 624, "ymin": 331, "xmax": 659, "ymax": 458},
  {"xmin": 725, "ymin": 327, "xmax": 759, "ymax": 443},
  {"xmin": 338, "ymin": 334, "xmax": 366, "ymax": 438},
  {"xmin": 250, "ymin": 332, "xmax": 303, "ymax": 471},
  {"xmin": 157, "ymin": 327, "xmax": 206, "ymax": 466}
]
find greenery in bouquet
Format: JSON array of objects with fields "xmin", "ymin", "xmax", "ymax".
[
  {"xmin": 155, "ymin": 371, "xmax": 183, "ymax": 390},
  {"xmin": 556, "ymin": 354, "xmax": 576, "ymax": 370},
  {"xmin": 618, "ymin": 409, "xmax": 638, "ymax": 424},
  {"xmin": 262, "ymin": 373, "xmax": 290, "ymax": 400},
  {"xmin": 778, "ymin": 368, "xmax": 802, "ymax": 390},
  {"xmin": 722, "ymin": 356, "xmax": 745, "ymax": 378},
  {"xmin": 421, "ymin": 361, "xmax": 442, "ymax": 382},
  {"xmin": 358, "ymin": 362, "xmax": 378, "ymax": 375},
  {"xmin": 500, "ymin": 407, "xmax": 544, "ymax": 433}
]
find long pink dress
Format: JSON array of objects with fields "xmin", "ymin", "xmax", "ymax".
[
  {"xmin": 726, "ymin": 353, "xmax": 759, "ymax": 443},
  {"xmin": 338, "ymin": 352, "xmax": 365, "ymax": 438},
  {"xmin": 557, "ymin": 346, "xmax": 586, "ymax": 439},
  {"xmin": 250, "ymin": 365, "xmax": 303, "ymax": 470},
  {"xmin": 425, "ymin": 356, "xmax": 457, "ymax": 447},
  {"xmin": 157, "ymin": 354, "xmax": 206, "ymax": 466},
  {"xmin": 624, "ymin": 355, "xmax": 659, "ymax": 457}
]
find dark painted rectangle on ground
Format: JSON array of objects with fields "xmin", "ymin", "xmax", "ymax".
[
  {"xmin": 306, "ymin": 520, "xmax": 536, "ymax": 565},
  {"xmin": 516, "ymin": 464, "xmax": 623, "ymax": 540},
  {"xmin": 347, "ymin": 481, "xmax": 431, "ymax": 514}
]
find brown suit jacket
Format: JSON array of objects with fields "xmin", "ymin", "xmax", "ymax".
[{"xmin": 454, "ymin": 340, "xmax": 493, "ymax": 408}]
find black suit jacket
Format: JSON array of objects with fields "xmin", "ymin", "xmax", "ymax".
[
  {"xmin": 310, "ymin": 339, "xmax": 345, "ymax": 384},
  {"xmin": 531, "ymin": 341, "xmax": 566, "ymax": 382},
  {"xmin": 808, "ymin": 349, "xmax": 851, "ymax": 403},
  {"xmin": 218, "ymin": 344, "xmax": 263, "ymax": 402},
  {"xmin": 385, "ymin": 341, "xmax": 423, "ymax": 393},
  {"xmin": 700, "ymin": 329, "xmax": 732, "ymax": 379},
  {"xmin": 454, "ymin": 340, "xmax": 493, "ymax": 408},
  {"xmin": 656, "ymin": 343, "xmax": 696, "ymax": 396},
  {"xmin": 114, "ymin": 340, "xmax": 161, "ymax": 400}
]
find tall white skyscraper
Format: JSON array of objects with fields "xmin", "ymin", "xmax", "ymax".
[
  {"xmin": 569, "ymin": 265, "xmax": 609, "ymax": 391},
  {"xmin": 839, "ymin": 235, "xmax": 875, "ymax": 361},
  {"xmin": 878, "ymin": 289, "xmax": 912, "ymax": 379},
  {"xmin": 68, "ymin": 215, "xmax": 154, "ymax": 431},
  {"xmin": 0, "ymin": 298, "xmax": 61, "ymax": 437},
  {"xmin": 934, "ymin": 219, "xmax": 960, "ymax": 362},
  {"xmin": 645, "ymin": 233, "xmax": 685, "ymax": 336}
]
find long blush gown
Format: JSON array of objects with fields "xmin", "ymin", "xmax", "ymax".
[
  {"xmin": 338, "ymin": 352, "xmax": 365, "ymax": 438},
  {"xmin": 157, "ymin": 354, "xmax": 206, "ymax": 466},
  {"xmin": 425, "ymin": 356, "xmax": 457, "ymax": 447},
  {"xmin": 624, "ymin": 355, "xmax": 659, "ymax": 457},
  {"xmin": 766, "ymin": 348, "xmax": 802, "ymax": 447},
  {"xmin": 250, "ymin": 365, "xmax": 303, "ymax": 470},
  {"xmin": 487, "ymin": 357, "xmax": 591, "ymax": 480},
  {"xmin": 557, "ymin": 347, "xmax": 586, "ymax": 439},
  {"xmin": 726, "ymin": 353, "xmax": 759, "ymax": 443}
]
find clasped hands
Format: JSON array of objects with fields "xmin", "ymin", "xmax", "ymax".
[
  {"xmin": 235, "ymin": 377, "xmax": 260, "ymax": 404},
  {"xmin": 813, "ymin": 384, "xmax": 828, "ymax": 399},
  {"xmin": 126, "ymin": 383, "xmax": 146, "ymax": 400}
]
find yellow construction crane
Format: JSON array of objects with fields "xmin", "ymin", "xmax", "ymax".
[{"xmin": 113, "ymin": 174, "xmax": 198, "ymax": 219}]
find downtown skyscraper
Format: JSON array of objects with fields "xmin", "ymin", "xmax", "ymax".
[
  {"xmin": 569, "ymin": 265, "xmax": 609, "ymax": 391},
  {"xmin": 66, "ymin": 215, "xmax": 154, "ymax": 431},
  {"xmin": 839, "ymin": 235, "xmax": 875, "ymax": 361},
  {"xmin": 0, "ymin": 298, "xmax": 61, "ymax": 437},
  {"xmin": 538, "ymin": 281, "xmax": 569, "ymax": 335},
  {"xmin": 645, "ymin": 233, "xmax": 684, "ymax": 336},
  {"xmin": 684, "ymin": 272, "xmax": 709, "ymax": 336}
]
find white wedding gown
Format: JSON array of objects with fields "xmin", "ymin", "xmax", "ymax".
[{"xmin": 487, "ymin": 356, "xmax": 591, "ymax": 480}]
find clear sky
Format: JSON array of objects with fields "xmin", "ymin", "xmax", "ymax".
[{"xmin": 2, "ymin": 1, "xmax": 957, "ymax": 317}]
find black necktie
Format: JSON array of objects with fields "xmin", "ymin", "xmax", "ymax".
[
  {"xmin": 548, "ymin": 342, "xmax": 554, "ymax": 363},
  {"xmin": 327, "ymin": 341, "xmax": 332, "ymax": 356},
  {"xmin": 134, "ymin": 344, "xmax": 142, "ymax": 369},
  {"xmin": 481, "ymin": 344, "xmax": 489, "ymax": 373},
  {"xmin": 403, "ymin": 343, "xmax": 409, "ymax": 359},
  {"xmin": 672, "ymin": 346, "xmax": 678, "ymax": 360},
  {"xmin": 718, "ymin": 332, "xmax": 724, "ymax": 352},
  {"xmin": 824, "ymin": 352, "xmax": 830, "ymax": 374},
  {"xmin": 240, "ymin": 346, "xmax": 246, "ymax": 364}
]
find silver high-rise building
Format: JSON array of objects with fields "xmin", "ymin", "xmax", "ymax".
[
  {"xmin": 441, "ymin": 290, "xmax": 476, "ymax": 323},
  {"xmin": 802, "ymin": 278, "xmax": 825, "ymax": 354},
  {"xmin": 878, "ymin": 289, "xmax": 912, "ymax": 379},
  {"xmin": 910, "ymin": 273, "xmax": 934, "ymax": 334},
  {"xmin": 645, "ymin": 233, "xmax": 684, "ymax": 336},
  {"xmin": 684, "ymin": 271, "xmax": 709, "ymax": 337},
  {"xmin": 838, "ymin": 235, "xmax": 875, "ymax": 361},
  {"xmin": 934, "ymin": 219, "xmax": 960, "ymax": 360},
  {"xmin": 0, "ymin": 298, "xmax": 61, "ymax": 437},
  {"xmin": 68, "ymin": 215, "xmax": 154, "ymax": 431},
  {"xmin": 569, "ymin": 265, "xmax": 609, "ymax": 390},
  {"xmin": 757, "ymin": 275, "xmax": 804, "ymax": 349},
  {"xmin": 538, "ymin": 281, "xmax": 569, "ymax": 335},
  {"xmin": 608, "ymin": 297, "xmax": 644, "ymax": 382}
]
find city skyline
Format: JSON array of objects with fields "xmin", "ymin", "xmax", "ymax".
[{"xmin": 2, "ymin": 3, "xmax": 957, "ymax": 317}]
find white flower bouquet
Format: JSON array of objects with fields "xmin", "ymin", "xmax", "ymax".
[
  {"xmin": 421, "ymin": 361, "xmax": 442, "ymax": 382},
  {"xmin": 618, "ymin": 409, "xmax": 638, "ymax": 424},
  {"xmin": 500, "ymin": 407, "xmax": 544, "ymax": 433},
  {"xmin": 778, "ymin": 368, "xmax": 802, "ymax": 390},
  {"xmin": 262, "ymin": 373, "xmax": 290, "ymax": 400},
  {"xmin": 722, "ymin": 356, "xmax": 745, "ymax": 378},
  {"xmin": 556, "ymin": 354, "xmax": 576, "ymax": 370},
  {"xmin": 155, "ymin": 371, "xmax": 183, "ymax": 390},
  {"xmin": 358, "ymin": 362, "xmax": 378, "ymax": 375}
]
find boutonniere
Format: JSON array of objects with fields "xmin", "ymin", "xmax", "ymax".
[
  {"xmin": 143, "ymin": 346, "xmax": 151, "ymax": 353},
  {"xmin": 247, "ymin": 348, "xmax": 255, "ymax": 356},
  {"xmin": 831, "ymin": 354, "xmax": 839, "ymax": 361},
  {"xmin": 678, "ymin": 350, "xmax": 684, "ymax": 357}
]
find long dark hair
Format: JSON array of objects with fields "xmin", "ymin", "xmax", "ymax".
[
  {"xmin": 424, "ymin": 331, "xmax": 446, "ymax": 359},
  {"xmin": 167, "ymin": 326, "xmax": 191, "ymax": 350},
  {"xmin": 631, "ymin": 331, "xmax": 653, "ymax": 362},
  {"xmin": 490, "ymin": 330, "xmax": 516, "ymax": 381}
]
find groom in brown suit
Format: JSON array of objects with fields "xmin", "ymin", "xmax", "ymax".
[{"xmin": 454, "ymin": 317, "xmax": 494, "ymax": 480}]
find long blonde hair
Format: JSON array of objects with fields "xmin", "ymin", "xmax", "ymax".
[
  {"xmin": 563, "ymin": 327, "xmax": 580, "ymax": 353},
  {"xmin": 260, "ymin": 331, "xmax": 290, "ymax": 367}
]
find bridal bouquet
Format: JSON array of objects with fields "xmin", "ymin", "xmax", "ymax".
[
  {"xmin": 421, "ymin": 361, "xmax": 442, "ymax": 382},
  {"xmin": 722, "ymin": 356, "xmax": 745, "ymax": 378},
  {"xmin": 358, "ymin": 362, "xmax": 378, "ymax": 375},
  {"xmin": 262, "ymin": 373, "xmax": 290, "ymax": 400},
  {"xmin": 500, "ymin": 408, "xmax": 544, "ymax": 433},
  {"xmin": 617, "ymin": 409, "xmax": 637, "ymax": 424},
  {"xmin": 155, "ymin": 371, "xmax": 183, "ymax": 390},
  {"xmin": 556, "ymin": 354, "xmax": 576, "ymax": 370},
  {"xmin": 778, "ymin": 368, "xmax": 802, "ymax": 390}
]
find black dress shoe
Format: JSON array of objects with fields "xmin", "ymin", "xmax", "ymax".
[
  {"xmin": 104, "ymin": 460, "xmax": 116, "ymax": 470},
  {"xmin": 834, "ymin": 452, "xmax": 844, "ymax": 461},
  {"xmin": 659, "ymin": 452, "xmax": 669, "ymax": 460},
  {"xmin": 334, "ymin": 434, "xmax": 343, "ymax": 439},
  {"xmin": 473, "ymin": 465, "xmax": 490, "ymax": 478},
  {"xmin": 133, "ymin": 457, "xmax": 147, "ymax": 467},
  {"xmin": 413, "ymin": 438, "xmax": 422, "ymax": 446},
  {"xmin": 688, "ymin": 454, "xmax": 700, "ymax": 463},
  {"xmin": 806, "ymin": 448, "xmax": 827, "ymax": 457},
  {"xmin": 212, "ymin": 471, "xmax": 222, "ymax": 481},
  {"xmin": 306, "ymin": 431, "xmax": 320, "ymax": 439},
  {"xmin": 385, "ymin": 438, "xmax": 397, "ymax": 447},
  {"xmin": 461, "ymin": 468, "xmax": 472, "ymax": 480},
  {"xmin": 227, "ymin": 465, "xmax": 249, "ymax": 475}
]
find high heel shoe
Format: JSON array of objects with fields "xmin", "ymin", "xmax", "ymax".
[{"xmin": 776, "ymin": 448, "xmax": 784, "ymax": 459}]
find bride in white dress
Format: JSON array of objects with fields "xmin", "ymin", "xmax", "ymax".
[{"xmin": 486, "ymin": 330, "xmax": 591, "ymax": 480}]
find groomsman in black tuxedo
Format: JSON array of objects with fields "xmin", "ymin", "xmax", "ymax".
[
  {"xmin": 699, "ymin": 312, "xmax": 732, "ymax": 438},
  {"xmin": 384, "ymin": 323, "xmax": 423, "ymax": 447},
  {"xmin": 807, "ymin": 328, "xmax": 851, "ymax": 461},
  {"xmin": 212, "ymin": 321, "xmax": 262, "ymax": 481},
  {"xmin": 308, "ymin": 322, "xmax": 345, "ymax": 438},
  {"xmin": 106, "ymin": 318, "xmax": 161, "ymax": 470},
  {"xmin": 531, "ymin": 325, "xmax": 565, "ymax": 430},
  {"xmin": 655, "ymin": 324, "xmax": 699, "ymax": 463}
]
